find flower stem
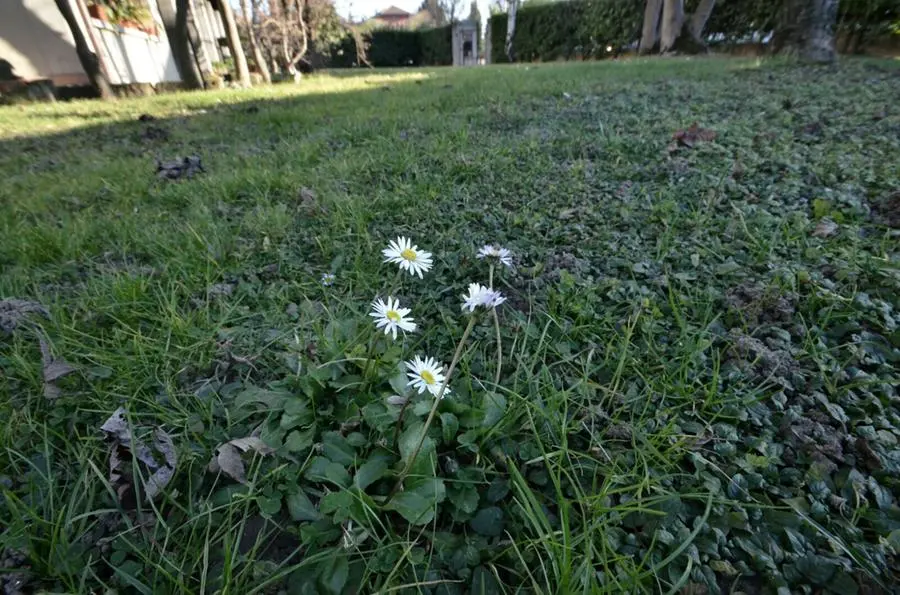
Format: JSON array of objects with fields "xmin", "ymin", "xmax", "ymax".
[
  {"xmin": 488, "ymin": 263, "xmax": 502, "ymax": 387},
  {"xmin": 391, "ymin": 315, "xmax": 477, "ymax": 494},
  {"xmin": 492, "ymin": 308, "xmax": 502, "ymax": 387}
]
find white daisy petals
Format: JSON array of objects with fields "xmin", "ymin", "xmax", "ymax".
[
  {"xmin": 321, "ymin": 273, "xmax": 336, "ymax": 286},
  {"xmin": 369, "ymin": 296, "xmax": 416, "ymax": 340},
  {"xmin": 461, "ymin": 283, "xmax": 507, "ymax": 313},
  {"xmin": 383, "ymin": 236, "xmax": 433, "ymax": 278},
  {"xmin": 405, "ymin": 355, "xmax": 449, "ymax": 397},
  {"xmin": 476, "ymin": 244, "xmax": 513, "ymax": 268}
]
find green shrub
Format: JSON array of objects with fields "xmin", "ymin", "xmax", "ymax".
[
  {"xmin": 420, "ymin": 25, "xmax": 453, "ymax": 66},
  {"xmin": 489, "ymin": 0, "xmax": 894, "ymax": 63},
  {"xmin": 330, "ymin": 25, "xmax": 453, "ymax": 68},
  {"xmin": 489, "ymin": 0, "xmax": 643, "ymax": 63}
]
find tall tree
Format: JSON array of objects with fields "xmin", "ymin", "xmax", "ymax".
[
  {"xmin": 467, "ymin": 0, "xmax": 481, "ymax": 24},
  {"xmin": 159, "ymin": 0, "xmax": 204, "ymax": 89},
  {"xmin": 641, "ymin": 0, "xmax": 714, "ymax": 54},
  {"xmin": 419, "ymin": 0, "xmax": 447, "ymax": 26},
  {"xmin": 440, "ymin": 0, "xmax": 464, "ymax": 23},
  {"xmin": 217, "ymin": 0, "xmax": 252, "ymax": 86},
  {"xmin": 57, "ymin": 0, "xmax": 114, "ymax": 98},
  {"xmin": 659, "ymin": 0, "xmax": 685, "ymax": 52},
  {"xmin": 689, "ymin": 0, "xmax": 716, "ymax": 42},
  {"xmin": 639, "ymin": 0, "xmax": 663, "ymax": 53},
  {"xmin": 505, "ymin": 0, "xmax": 518, "ymax": 61},
  {"xmin": 773, "ymin": 0, "xmax": 839, "ymax": 63},
  {"xmin": 241, "ymin": 0, "xmax": 271, "ymax": 83}
]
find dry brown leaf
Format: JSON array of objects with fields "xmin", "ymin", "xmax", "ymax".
[
  {"xmin": 156, "ymin": 155, "xmax": 205, "ymax": 180},
  {"xmin": 669, "ymin": 122, "xmax": 717, "ymax": 152},
  {"xmin": 39, "ymin": 337, "xmax": 75, "ymax": 400},
  {"xmin": 101, "ymin": 408, "xmax": 177, "ymax": 502},
  {"xmin": 812, "ymin": 218, "xmax": 839, "ymax": 238},
  {"xmin": 209, "ymin": 435, "xmax": 274, "ymax": 485}
]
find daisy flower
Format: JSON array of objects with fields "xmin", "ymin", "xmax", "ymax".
[
  {"xmin": 383, "ymin": 236, "xmax": 433, "ymax": 278},
  {"xmin": 477, "ymin": 245, "xmax": 513, "ymax": 268},
  {"xmin": 369, "ymin": 296, "xmax": 416, "ymax": 340},
  {"xmin": 461, "ymin": 283, "xmax": 507, "ymax": 312},
  {"xmin": 406, "ymin": 355, "xmax": 449, "ymax": 397},
  {"xmin": 321, "ymin": 273, "xmax": 336, "ymax": 286}
]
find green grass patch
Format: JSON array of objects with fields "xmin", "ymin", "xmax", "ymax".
[{"xmin": 1, "ymin": 57, "xmax": 900, "ymax": 593}]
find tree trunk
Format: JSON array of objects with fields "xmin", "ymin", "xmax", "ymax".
[
  {"xmin": 218, "ymin": 0, "xmax": 252, "ymax": 86},
  {"xmin": 160, "ymin": 0, "xmax": 204, "ymax": 89},
  {"xmin": 243, "ymin": 0, "xmax": 271, "ymax": 83},
  {"xmin": 774, "ymin": 0, "xmax": 838, "ymax": 63},
  {"xmin": 279, "ymin": 0, "xmax": 308, "ymax": 81},
  {"xmin": 689, "ymin": 0, "xmax": 716, "ymax": 42},
  {"xmin": 505, "ymin": 0, "xmax": 517, "ymax": 62},
  {"xmin": 659, "ymin": 0, "xmax": 685, "ymax": 53},
  {"xmin": 639, "ymin": 0, "xmax": 662, "ymax": 54},
  {"xmin": 57, "ymin": 0, "xmax": 114, "ymax": 98}
]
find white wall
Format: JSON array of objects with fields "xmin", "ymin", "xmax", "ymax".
[
  {"xmin": 0, "ymin": 0, "xmax": 182, "ymax": 86},
  {"xmin": 0, "ymin": 0, "xmax": 87, "ymax": 84}
]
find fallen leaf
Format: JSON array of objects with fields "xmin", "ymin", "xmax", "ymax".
[
  {"xmin": 209, "ymin": 435, "xmax": 274, "ymax": 484},
  {"xmin": 101, "ymin": 407, "xmax": 131, "ymax": 443},
  {"xmin": 101, "ymin": 408, "xmax": 177, "ymax": 502},
  {"xmin": 39, "ymin": 337, "xmax": 75, "ymax": 400},
  {"xmin": 299, "ymin": 186, "xmax": 317, "ymax": 203},
  {"xmin": 0, "ymin": 298, "xmax": 49, "ymax": 334},
  {"xmin": 670, "ymin": 122, "xmax": 716, "ymax": 151},
  {"xmin": 812, "ymin": 218, "xmax": 839, "ymax": 238},
  {"xmin": 156, "ymin": 155, "xmax": 205, "ymax": 180},
  {"xmin": 228, "ymin": 436, "xmax": 275, "ymax": 455},
  {"xmin": 144, "ymin": 429, "xmax": 177, "ymax": 500}
]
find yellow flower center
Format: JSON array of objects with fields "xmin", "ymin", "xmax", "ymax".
[
  {"xmin": 386, "ymin": 310, "xmax": 401, "ymax": 322},
  {"xmin": 420, "ymin": 370, "xmax": 436, "ymax": 385},
  {"xmin": 400, "ymin": 248, "xmax": 417, "ymax": 261}
]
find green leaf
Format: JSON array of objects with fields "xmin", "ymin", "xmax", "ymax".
[
  {"xmin": 482, "ymin": 393, "xmax": 507, "ymax": 428},
  {"xmin": 305, "ymin": 456, "xmax": 351, "ymax": 487},
  {"xmin": 469, "ymin": 507, "xmax": 505, "ymax": 536},
  {"xmin": 258, "ymin": 495, "xmax": 281, "ymax": 516},
  {"xmin": 412, "ymin": 399, "xmax": 432, "ymax": 416},
  {"xmin": 486, "ymin": 479, "xmax": 509, "ymax": 503},
  {"xmin": 355, "ymin": 457, "xmax": 389, "ymax": 491},
  {"xmin": 715, "ymin": 260, "xmax": 741, "ymax": 275},
  {"xmin": 441, "ymin": 412, "xmax": 459, "ymax": 444},
  {"xmin": 317, "ymin": 554, "xmax": 349, "ymax": 595},
  {"xmin": 346, "ymin": 432, "xmax": 367, "ymax": 447},
  {"xmin": 469, "ymin": 565, "xmax": 501, "ymax": 594},
  {"xmin": 320, "ymin": 489, "xmax": 354, "ymax": 521},
  {"xmin": 795, "ymin": 554, "xmax": 836, "ymax": 585},
  {"xmin": 287, "ymin": 490, "xmax": 321, "ymax": 522},
  {"xmin": 399, "ymin": 422, "xmax": 436, "ymax": 474},
  {"xmin": 322, "ymin": 431, "xmax": 356, "ymax": 465},
  {"xmin": 284, "ymin": 427, "xmax": 315, "ymax": 453},
  {"xmin": 449, "ymin": 484, "xmax": 478, "ymax": 514},
  {"xmin": 385, "ymin": 478, "xmax": 446, "ymax": 525},
  {"xmin": 448, "ymin": 483, "xmax": 479, "ymax": 514},
  {"xmin": 389, "ymin": 371, "xmax": 409, "ymax": 395},
  {"xmin": 235, "ymin": 386, "xmax": 289, "ymax": 409}
]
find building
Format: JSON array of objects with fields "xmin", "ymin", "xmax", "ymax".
[
  {"xmin": 0, "ymin": 0, "xmax": 226, "ymax": 92},
  {"xmin": 365, "ymin": 5, "xmax": 440, "ymax": 30},
  {"xmin": 371, "ymin": 5, "xmax": 413, "ymax": 28}
]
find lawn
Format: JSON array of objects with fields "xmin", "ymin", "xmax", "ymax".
[{"xmin": 1, "ymin": 57, "xmax": 899, "ymax": 594}]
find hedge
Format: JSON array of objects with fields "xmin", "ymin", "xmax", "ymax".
[
  {"xmin": 489, "ymin": 0, "xmax": 896, "ymax": 63},
  {"xmin": 489, "ymin": 0, "xmax": 643, "ymax": 63},
  {"xmin": 330, "ymin": 25, "xmax": 452, "ymax": 68}
]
